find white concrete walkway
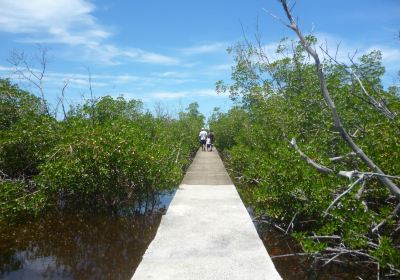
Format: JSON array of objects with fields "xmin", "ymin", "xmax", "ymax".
[{"xmin": 132, "ymin": 149, "xmax": 281, "ymax": 280}]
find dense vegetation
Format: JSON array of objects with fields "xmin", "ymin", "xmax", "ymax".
[
  {"xmin": 0, "ymin": 78, "xmax": 203, "ymax": 223},
  {"xmin": 211, "ymin": 35, "xmax": 400, "ymax": 276}
]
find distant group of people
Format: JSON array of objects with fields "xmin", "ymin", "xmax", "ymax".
[{"xmin": 199, "ymin": 128, "xmax": 214, "ymax": 152}]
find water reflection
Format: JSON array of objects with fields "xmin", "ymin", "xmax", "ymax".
[{"xmin": 0, "ymin": 191, "xmax": 175, "ymax": 280}]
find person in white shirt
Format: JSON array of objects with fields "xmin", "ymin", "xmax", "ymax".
[
  {"xmin": 199, "ymin": 128, "xmax": 207, "ymax": 151},
  {"xmin": 206, "ymin": 137, "xmax": 211, "ymax": 151}
]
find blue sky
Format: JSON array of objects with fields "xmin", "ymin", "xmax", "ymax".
[{"xmin": 0, "ymin": 0, "xmax": 399, "ymax": 119}]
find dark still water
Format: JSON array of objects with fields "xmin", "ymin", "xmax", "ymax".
[
  {"xmin": 1, "ymin": 187, "xmax": 379, "ymax": 280},
  {"xmin": 0, "ymin": 191, "xmax": 175, "ymax": 280},
  {"xmin": 257, "ymin": 223, "xmax": 377, "ymax": 280}
]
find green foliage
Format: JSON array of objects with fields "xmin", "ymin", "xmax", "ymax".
[
  {"xmin": 0, "ymin": 114, "xmax": 59, "ymax": 178},
  {"xmin": 372, "ymin": 237, "xmax": 400, "ymax": 269},
  {"xmin": 0, "ymin": 79, "xmax": 59, "ymax": 178},
  {"xmin": 0, "ymin": 180, "xmax": 46, "ymax": 224},
  {"xmin": 0, "ymin": 79, "xmax": 46, "ymax": 130},
  {"xmin": 0, "ymin": 81, "xmax": 203, "ymax": 222},
  {"xmin": 37, "ymin": 113, "xmax": 196, "ymax": 209},
  {"xmin": 208, "ymin": 106, "xmax": 248, "ymax": 150},
  {"xmin": 292, "ymin": 232, "xmax": 327, "ymax": 254},
  {"xmin": 69, "ymin": 95, "xmax": 144, "ymax": 123},
  {"xmin": 212, "ymin": 38, "xmax": 400, "ymax": 273}
]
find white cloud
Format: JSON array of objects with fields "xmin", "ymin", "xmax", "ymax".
[
  {"xmin": 0, "ymin": 65, "xmax": 198, "ymax": 94},
  {"xmin": 198, "ymin": 88, "xmax": 229, "ymax": 97},
  {"xmin": 122, "ymin": 48, "xmax": 180, "ymax": 65},
  {"xmin": 0, "ymin": 65, "xmax": 13, "ymax": 71},
  {"xmin": 152, "ymin": 71, "xmax": 191, "ymax": 78},
  {"xmin": 253, "ymin": 32, "xmax": 400, "ymax": 77},
  {"xmin": 150, "ymin": 91, "xmax": 187, "ymax": 100},
  {"xmin": 313, "ymin": 32, "xmax": 400, "ymax": 74},
  {"xmin": 0, "ymin": 0, "xmax": 181, "ymax": 66},
  {"xmin": 67, "ymin": 77, "xmax": 107, "ymax": 88},
  {"xmin": 366, "ymin": 45, "xmax": 400, "ymax": 71},
  {"xmin": 181, "ymin": 42, "xmax": 228, "ymax": 55},
  {"xmin": 113, "ymin": 74, "xmax": 141, "ymax": 83},
  {"xmin": 0, "ymin": 0, "xmax": 109, "ymax": 45},
  {"xmin": 77, "ymin": 42, "xmax": 181, "ymax": 66},
  {"xmin": 208, "ymin": 63, "xmax": 234, "ymax": 74},
  {"xmin": 144, "ymin": 88, "xmax": 226, "ymax": 100}
]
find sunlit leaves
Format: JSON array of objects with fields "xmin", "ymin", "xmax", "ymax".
[
  {"xmin": 213, "ymin": 37, "xmax": 400, "ymax": 272},
  {"xmin": 0, "ymin": 85, "xmax": 203, "ymax": 222}
]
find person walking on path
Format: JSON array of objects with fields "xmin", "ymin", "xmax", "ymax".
[
  {"xmin": 199, "ymin": 128, "xmax": 207, "ymax": 151},
  {"xmin": 206, "ymin": 136, "xmax": 212, "ymax": 151},
  {"xmin": 208, "ymin": 130, "xmax": 215, "ymax": 151}
]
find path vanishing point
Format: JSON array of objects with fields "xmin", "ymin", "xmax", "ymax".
[{"xmin": 132, "ymin": 148, "xmax": 282, "ymax": 280}]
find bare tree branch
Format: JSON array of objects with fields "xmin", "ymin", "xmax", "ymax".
[
  {"xmin": 9, "ymin": 48, "xmax": 51, "ymax": 116},
  {"xmin": 270, "ymin": 253, "xmax": 311, "ymax": 259},
  {"xmin": 329, "ymin": 152, "xmax": 357, "ymax": 162},
  {"xmin": 60, "ymin": 80, "xmax": 69, "ymax": 120},
  {"xmin": 372, "ymin": 203, "xmax": 400, "ymax": 233},
  {"xmin": 285, "ymin": 211, "xmax": 298, "ymax": 234},
  {"xmin": 288, "ymin": 138, "xmax": 400, "ymax": 183},
  {"xmin": 278, "ymin": 0, "xmax": 400, "ymax": 199},
  {"xmin": 324, "ymin": 175, "xmax": 365, "ymax": 217},
  {"xmin": 288, "ymin": 138, "xmax": 334, "ymax": 174},
  {"xmin": 84, "ymin": 66, "xmax": 97, "ymax": 120}
]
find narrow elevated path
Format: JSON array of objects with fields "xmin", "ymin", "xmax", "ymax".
[{"xmin": 132, "ymin": 149, "xmax": 281, "ymax": 280}]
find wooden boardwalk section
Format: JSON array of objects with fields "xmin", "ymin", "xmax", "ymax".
[{"xmin": 132, "ymin": 148, "xmax": 281, "ymax": 280}]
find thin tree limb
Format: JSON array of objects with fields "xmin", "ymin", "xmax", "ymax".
[
  {"xmin": 372, "ymin": 203, "xmax": 400, "ymax": 233},
  {"xmin": 277, "ymin": 0, "xmax": 400, "ymax": 199},
  {"xmin": 288, "ymin": 138, "xmax": 333, "ymax": 174},
  {"xmin": 60, "ymin": 80, "xmax": 69, "ymax": 120},
  {"xmin": 324, "ymin": 175, "xmax": 365, "ymax": 217},
  {"xmin": 320, "ymin": 46, "xmax": 396, "ymax": 120},
  {"xmin": 329, "ymin": 152, "xmax": 357, "ymax": 162},
  {"xmin": 271, "ymin": 253, "xmax": 311, "ymax": 259},
  {"xmin": 285, "ymin": 211, "xmax": 298, "ymax": 234}
]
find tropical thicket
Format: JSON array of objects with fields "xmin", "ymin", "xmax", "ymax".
[
  {"xmin": 0, "ymin": 78, "xmax": 203, "ymax": 223},
  {"xmin": 211, "ymin": 1, "xmax": 400, "ymax": 276}
]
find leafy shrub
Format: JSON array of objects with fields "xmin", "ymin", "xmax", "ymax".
[
  {"xmin": 0, "ymin": 79, "xmax": 58, "ymax": 178},
  {"xmin": 0, "ymin": 84, "xmax": 203, "ymax": 221},
  {"xmin": 212, "ymin": 38, "xmax": 400, "ymax": 273},
  {"xmin": 0, "ymin": 180, "xmax": 46, "ymax": 223}
]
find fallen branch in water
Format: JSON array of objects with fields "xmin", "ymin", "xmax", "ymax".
[
  {"xmin": 285, "ymin": 211, "xmax": 298, "ymax": 234},
  {"xmin": 329, "ymin": 152, "xmax": 357, "ymax": 163},
  {"xmin": 324, "ymin": 175, "xmax": 365, "ymax": 217},
  {"xmin": 322, "ymin": 252, "xmax": 345, "ymax": 267},
  {"xmin": 254, "ymin": 218, "xmax": 286, "ymax": 233},
  {"xmin": 271, "ymin": 253, "xmax": 311, "ymax": 259},
  {"xmin": 308, "ymin": 235, "xmax": 341, "ymax": 240},
  {"xmin": 372, "ymin": 203, "xmax": 400, "ymax": 233}
]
